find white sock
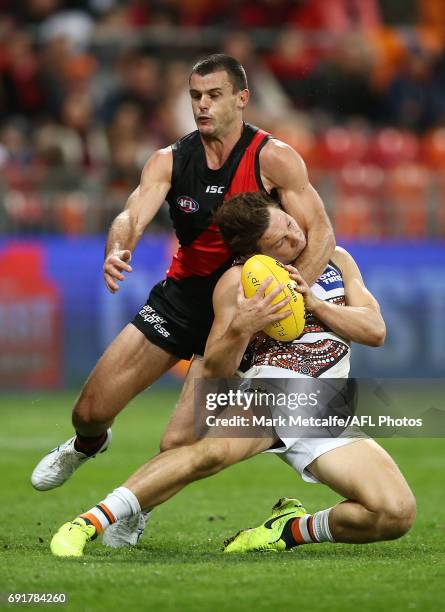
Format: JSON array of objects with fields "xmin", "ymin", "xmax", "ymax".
[
  {"xmin": 289, "ymin": 508, "xmax": 335, "ymax": 545},
  {"xmin": 80, "ymin": 487, "xmax": 141, "ymax": 533},
  {"xmin": 312, "ymin": 507, "xmax": 335, "ymax": 542}
]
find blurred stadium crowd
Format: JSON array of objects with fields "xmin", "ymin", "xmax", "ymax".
[{"xmin": 1, "ymin": 0, "xmax": 445, "ymax": 237}]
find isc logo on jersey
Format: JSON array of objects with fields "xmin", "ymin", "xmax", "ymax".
[
  {"xmin": 206, "ymin": 185, "xmax": 224, "ymax": 194},
  {"xmin": 177, "ymin": 196, "xmax": 199, "ymax": 213}
]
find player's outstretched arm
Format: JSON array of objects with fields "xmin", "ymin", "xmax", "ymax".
[
  {"xmin": 104, "ymin": 147, "xmax": 172, "ymax": 293},
  {"xmin": 260, "ymin": 140, "xmax": 335, "ymax": 286},
  {"xmin": 202, "ymin": 268, "xmax": 291, "ymax": 378},
  {"xmin": 286, "ymin": 249, "xmax": 386, "ymax": 346}
]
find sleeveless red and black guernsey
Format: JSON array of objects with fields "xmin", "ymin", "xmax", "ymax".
[{"xmin": 131, "ymin": 123, "xmax": 272, "ymax": 360}]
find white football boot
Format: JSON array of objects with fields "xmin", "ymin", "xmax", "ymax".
[
  {"xmin": 31, "ymin": 429, "xmax": 112, "ymax": 491},
  {"xmin": 102, "ymin": 511, "xmax": 152, "ymax": 548}
]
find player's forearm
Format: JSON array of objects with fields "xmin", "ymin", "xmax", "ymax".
[
  {"xmin": 311, "ymin": 300, "xmax": 386, "ymax": 347},
  {"xmin": 295, "ymin": 222, "xmax": 335, "ymax": 286},
  {"xmin": 105, "ymin": 210, "xmax": 143, "ymax": 257},
  {"xmin": 105, "ymin": 150, "xmax": 172, "ymax": 260},
  {"xmin": 203, "ymin": 327, "xmax": 251, "ymax": 378}
]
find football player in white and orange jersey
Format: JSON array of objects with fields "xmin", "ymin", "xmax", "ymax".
[{"xmin": 50, "ymin": 192, "xmax": 415, "ymax": 557}]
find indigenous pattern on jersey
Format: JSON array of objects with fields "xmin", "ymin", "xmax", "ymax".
[
  {"xmin": 247, "ymin": 261, "xmax": 350, "ymax": 377},
  {"xmin": 132, "ymin": 123, "xmax": 271, "ymax": 360}
]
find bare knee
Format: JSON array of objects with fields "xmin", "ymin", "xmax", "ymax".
[{"xmin": 370, "ymin": 490, "xmax": 416, "ymax": 540}]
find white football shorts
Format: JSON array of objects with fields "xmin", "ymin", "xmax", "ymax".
[{"xmin": 240, "ymin": 364, "xmax": 365, "ymax": 484}]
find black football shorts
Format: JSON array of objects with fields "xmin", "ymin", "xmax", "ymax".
[{"xmin": 131, "ymin": 279, "xmax": 214, "ymax": 360}]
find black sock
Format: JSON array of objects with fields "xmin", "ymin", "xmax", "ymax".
[{"xmin": 74, "ymin": 432, "xmax": 107, "ymax": 456}]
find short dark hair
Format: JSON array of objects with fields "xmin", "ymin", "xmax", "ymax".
[
  {"xmin": 214, "ymin": 192, "xmax": 279, "ymax": 256},
  {"xmin": 190, "ymin": 54, "xmax": 248, "ymax": 92}
]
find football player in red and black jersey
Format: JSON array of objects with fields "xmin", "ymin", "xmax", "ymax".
[{"xmin": 32, "ymin": 54, "xmax": 335, "ymax": 546}]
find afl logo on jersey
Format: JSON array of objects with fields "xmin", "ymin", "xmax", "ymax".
[{"xmin": 177, "ymin": 195, "xmax": 199, "ymax": 213}]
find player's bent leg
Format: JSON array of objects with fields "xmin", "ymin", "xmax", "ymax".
[
  {"xmin": 73, "ymin": 324, "xmax": 179, "ymax": 435},
  {"xmin": 307, "ymin": 438, "xmax": 416, "ymax": 543},
  {"xmin": 51, "ymin": 435, "xmax": 274, "ymax": 556},
  {"xmin": 32, "ymin": 325, "xmax": 178, "ymax": 491},
  {"xmin": 125, "ymin": 434, "xmax": 275, "ymax": 510},
  {"xmin": 159, "ymin": 356, "xmax": 205, "ymax": 451},
  {"xmin": 224, "ymin": 438, "xmax": 416, "ymax": 553},
  {"xmin": 104, "ymin": 357, "xmax": 212, "ymax": 548},
  {"xmin": 104, "ymin": 434, "xmax": 274, "ymax": 547}
]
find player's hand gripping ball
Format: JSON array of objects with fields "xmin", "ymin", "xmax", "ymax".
[{"xmin": 241, "ymin": 255, "xmax": 305, "ymax": 341}]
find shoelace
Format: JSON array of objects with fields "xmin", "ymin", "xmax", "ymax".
[{"xmin": 51, "ymin": 446, "xmax": 86, "ymax": 473}]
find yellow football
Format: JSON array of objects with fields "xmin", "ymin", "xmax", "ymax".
[{"xmin": 241, "ymin": 254, "xmax": 305, "ymax": 342}]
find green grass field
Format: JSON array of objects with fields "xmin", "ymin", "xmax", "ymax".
[{"xmin": 1, "ymin": 390, "xmax": 444, "ymax": 611}]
